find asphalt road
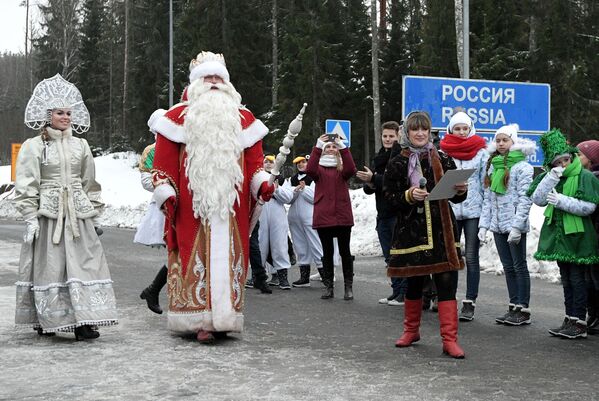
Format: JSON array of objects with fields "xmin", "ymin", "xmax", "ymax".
[{"xmin": 0, "ymin": 220, "xmax": 597, "ymax": 401}]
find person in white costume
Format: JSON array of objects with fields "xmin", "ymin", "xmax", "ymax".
[
  {"xmin": 134, "ymin": 109, "xmax": 169, "ymax": 314},
  {"xmin": 14, "ymin": 74, "xmax": 118, "ymax": 341},
  {"xmin": 284, "ymin": 155, "xmax": 323, "ymax": 287},
  {"xmin": 258, "ymin": 155, "xmax": 294, "ymax": 289}
]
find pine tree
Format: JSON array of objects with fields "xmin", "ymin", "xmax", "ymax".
[
  {"xmin": 533, "ymin": 0, "xmax": 584, "ymax": 141},
  {"xmin": 77, "ymin": 0, "xmax": 111, "ymax": 151},
  {"xmin": 381, "ymin": 0, "xmax": 421, "ymax": 123},
  {"xmin": 469, "ymin": 0, "xmax": 529, "ymax": 81},
  {"xmin": 417, "ymin": 0, "xmax": 458, "ymax": 78},
  {"xmin": 272, "ymin": 0, "xmax": 355, "ymax": 157},
  {"xmin": 127, "ymin": 0, "xmax": 172, "ymax": 151},
  {"xmin": 34, "ymin": 0, "xmax": 82, "ymax": 80}
]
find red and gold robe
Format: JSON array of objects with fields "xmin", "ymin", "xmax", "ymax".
[{"xmin": 151, "ymin": 103, "xmax": 269, "ymax": 333}]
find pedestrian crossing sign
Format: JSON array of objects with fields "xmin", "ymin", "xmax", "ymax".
[{"xmin": 325, "ymin": 119, "xmax": 351, "ymax": 147}]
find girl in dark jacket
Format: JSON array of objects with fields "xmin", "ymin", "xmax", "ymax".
[
  {"xmin": 383, "ymin": 111, "xmax": 468, "ymax": 358},
  {"xmin": 306, "ymin": 134, "xmax": 357, "ymax": 300}
]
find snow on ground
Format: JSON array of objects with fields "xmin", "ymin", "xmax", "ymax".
[
  {"xmin": 0, "ymin": 152, "xmax": 558, "ymax": 281},
  {"xmin": 0, "ymin": 163, "xmax": 9, "ymax": 183}
]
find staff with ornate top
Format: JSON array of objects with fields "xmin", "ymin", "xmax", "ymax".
[{"xmin": 250, "ymin": 103, "xmax": 308, "ymax": 232}]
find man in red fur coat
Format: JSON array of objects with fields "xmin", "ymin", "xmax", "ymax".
[{"xmin": 151, "ymin": 51, "xmax": 273, "ymax": 343}]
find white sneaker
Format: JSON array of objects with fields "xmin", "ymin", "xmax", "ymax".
[
  {"xmin": 378, "ymin": 297, "xmax": 389, "ymax": 304},
  {"xmin": 309, "ymin": 273, "xmax": 322, "ymax": 281},
  {"xmin": 388, "ymin": 298, "xmax": 405, "ymax": 306}
]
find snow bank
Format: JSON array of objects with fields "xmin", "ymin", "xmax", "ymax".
[
  {"xmin": 0, "ymin": 152, "xmax": 558, "ymax": 280},
  {"xmin": 0, "ymin": 152, "xmax": 151, "ymax": 228}
]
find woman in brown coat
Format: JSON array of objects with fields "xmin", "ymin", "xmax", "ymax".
[
  {"xmin": 383, "ymin": 112, "xmax": 467, "ymax": 358},
  {"xmin": 306, "ymin": 134, "xmax": 357, "ymax": 300}
]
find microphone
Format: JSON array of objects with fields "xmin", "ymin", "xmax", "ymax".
[{"xmin": 417, "ymin": 177, "xmax": 427, "ymax": 214}]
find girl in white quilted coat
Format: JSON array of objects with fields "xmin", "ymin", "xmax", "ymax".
[{"xmin": 478, "ymin": 124, "xmax": 535, "ymax": 327}]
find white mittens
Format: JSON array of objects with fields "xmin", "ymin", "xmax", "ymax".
[
  {"xmin": 316, "ymin": 139, "xmax": 326, "ymax": 149},
  {"xmin": 507, "ymin": 228, "xmax": 522, "ymax": 244},
  {"xmin": 546, "ymin": 189, "xmax": 560, "ymax": 206},
  {"xmin": 477, "ymin": 228, "xmax": 488, "ymax": 242},
  {"xmin": 549, "ymin": 166, "xmax": 565, "ymax": 180},
  {"xmin": 23, "ymin": 217, "xmax": 39, "ymax": 244}
]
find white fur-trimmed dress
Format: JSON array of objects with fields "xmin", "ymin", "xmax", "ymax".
[{"xmin": 14, "ymin": 128, "xmax": 118, "ymax": 333}]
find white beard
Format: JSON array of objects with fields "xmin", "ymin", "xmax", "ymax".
[{"xmin": 183, "ymin": 80, "xmax": 244, "ymax": 221}]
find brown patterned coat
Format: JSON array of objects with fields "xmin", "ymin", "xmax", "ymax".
[{"xmin": 383, "ymin": 147, "xmax": 466, "ymax": 277}]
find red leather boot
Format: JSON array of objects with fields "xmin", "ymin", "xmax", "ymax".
[
  {"xmin": 438, "ymin": 300, "xmax": 465, "ymax": 359},
  {"xmin": 395, "ymin": 298, "xmax": 423, "ymax": 347}
]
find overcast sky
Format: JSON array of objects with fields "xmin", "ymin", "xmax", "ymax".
[{"xmin": 0, "ymin": 1, "xmax": 35, "ymax": 54}]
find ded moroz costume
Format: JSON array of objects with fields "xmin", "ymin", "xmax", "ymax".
[
  {"xmin": 15, "ymin": 74, "xmax": 118, "ymax": 340},
  {"xmin": 150, "ymin": 51, "xmax": 274, "ymax": 343}
]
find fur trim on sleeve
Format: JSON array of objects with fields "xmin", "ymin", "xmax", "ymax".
[
  {"xmin": 250, "ymin": 169, "xmax": 271, "ymax": 200},
  {"xmin": 153, "ymin": 184, "xmax": 176, "ymax": 207}
]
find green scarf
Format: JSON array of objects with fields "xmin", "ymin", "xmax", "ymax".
[
  {"xmin": 490, "ymin": 150, "xmax": 526, "ymax": 194},
  {"xmin": 543, "ymin": 156, "xmax": 584, "ymax": 235}
]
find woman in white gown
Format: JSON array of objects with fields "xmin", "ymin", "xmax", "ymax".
[{"xmin": 14, "ymin": 74, "xmax": 118, "ymax": 340}]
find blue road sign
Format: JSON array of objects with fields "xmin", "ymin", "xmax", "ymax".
[
  {"xmin": 439, "ymin": 131, "xmax": 544, "ymax": 167},
  {"xmin": 402, "ymin": 75, "xmax": 550, "ymax": 133},
  {"xmin": 325, "ymin": 119, "xmax": 351, "ymax": 147}
]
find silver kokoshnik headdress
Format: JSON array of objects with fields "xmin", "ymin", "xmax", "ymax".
[{"xmin": 24, "ymin": 74, "xmax": 91, "ymax": 134}]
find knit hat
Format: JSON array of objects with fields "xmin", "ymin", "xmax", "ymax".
[
  {"xmin": 447, "ymin": 111, "xmax": 476, "ymax": 137},
  {"xmin": 493, "ymin": 123, "xmax": 519, "ymax": 142},
  {"xmin": 264, "ymin": 154, "xmax": 275, "ymax": 162},
  {"xmin": 539, "ymin": 128, "xmax": 578, "ymax": 169},
  {"xmin": 577, "ymin": 140, "xmax": 599, "ymax": 166}
]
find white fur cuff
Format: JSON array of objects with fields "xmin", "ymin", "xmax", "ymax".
[
  {"xmin": 251, "ymin": 170, "xmax": 271, "ymax": 200},
  {"xmin": 153, "ymin": 184, "xmax": 176, "ymax": 207}
]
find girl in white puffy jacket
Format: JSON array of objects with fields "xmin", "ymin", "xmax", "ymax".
[
  {"xmin": 440, "ymin": 111, "xmax": 488, "ymax": 321},
  {"xmin": 478, "ymin": 124, "xmax": 535, "ymax": 327}
]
